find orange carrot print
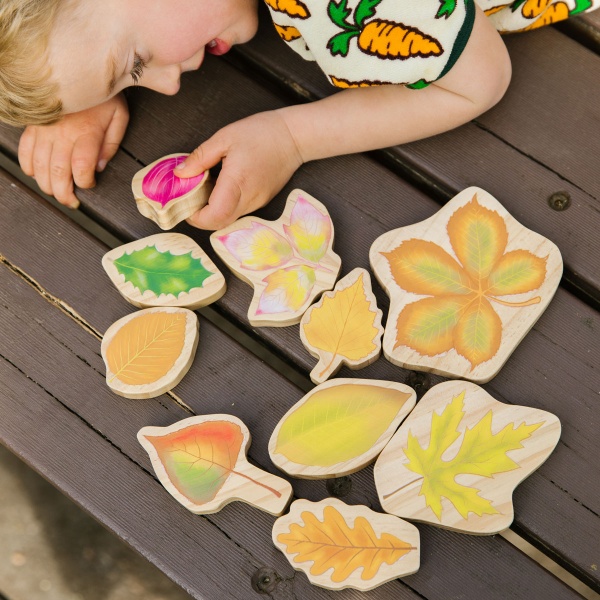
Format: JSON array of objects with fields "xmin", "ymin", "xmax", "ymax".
[
  {"xmin": 523, "ymin": 1, "xmax": 570, "ymax": 27},
  {"xmin": 327, "ymin": 0, "xmax": 443, "ymax": 59},
  {"xmin": 273, "ymin": 23, "xmax": 303, "ymax": 42},
  {"xmin": 358, "ymin": 21, "xmax": 443, "ymax": 59},
  {"xmin": 264, "ymin": 0, "xmax": 310, "ymax": 19},
  {"xmin": 330, "ymin": 75, "xmax": 390, "ymax": 87},
  {"xmin": 484, "ymin": 3, "xmax": 511, "ymax": 15},
  {"xmin": 520, "ymin": 0, "xmax": 553, "ymax": 18}
]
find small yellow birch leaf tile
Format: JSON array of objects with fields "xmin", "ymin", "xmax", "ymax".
[
  {"xmin": 101, "ymin": 307, "xmax": 198, "ymax": 399},
  {"xmin": 300, "ymin": 268, "xmax": 383, "ymax": 383},
  {"xmin": 269, "ymin": 379, "xmax": 415, "ymax": 479},
  {"xmin": 273, "ymin": 498, "xmax": 420, "ymax": 591}
]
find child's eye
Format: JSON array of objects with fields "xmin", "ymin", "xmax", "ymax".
[{"xmin": 130, "ymin": 53, "xmax": 147, "ymax": 85}]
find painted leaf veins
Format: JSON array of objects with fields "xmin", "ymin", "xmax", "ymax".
[
  {"xmin": 114, "ymin": 246, "xmax": 213, "ymax": 296},
  {"xmin": 402, "ymin": 391, "xmax": 543, "ymax": 520},
  {"xmin": 382, "ymin": 195, "xmax": 547, "ymax": 368},
  {"xmin": 277, "ymin": 505, "xmax": 415, "ymax": 582}
]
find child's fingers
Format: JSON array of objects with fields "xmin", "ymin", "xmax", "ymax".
[
  {"xmin": 97, "ymin": 102, "xmax": 129, "ymax": 171},
  {"xmin": 31, "ymin": 139, "xmax": 54, "ymax": 198},
  {"xmin": 186, "ymin": 172, "xmax": 241, "ymax": 230},
  {"xmin": 176, "ymin": 137, "xmax": 226, "ymax": 178},
  {"xmin": 71, "ymin": 134, "xmax": 102, "ymax": 190},
  {"xmin": 50, "ymin": 141, "xmax": 79, "ymax": 209},
  {"xmin": 18, "ymin": 127, "xmax": 37, "ymax": 177}
]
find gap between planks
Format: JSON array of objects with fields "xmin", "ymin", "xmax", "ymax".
[
  {"xmin": 0, "ymin": 252, "xmax": 195, "ymax": 416},
  {"xmin": 0, "ymin": 217, "xmax": 597, "ymax": 600}
]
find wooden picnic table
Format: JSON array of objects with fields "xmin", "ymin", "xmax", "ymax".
[{"xmin": 0, "ymin": 6, "xmax": 599, "ymax": 599}]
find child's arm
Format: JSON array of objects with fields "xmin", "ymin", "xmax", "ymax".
[
  {"xmin": 18, "ymin": 94, "xmax": 129, "ymax": 208},
  {"xmin": 177, "ymin": 6, "xmax": 510, "ymax": 230}
]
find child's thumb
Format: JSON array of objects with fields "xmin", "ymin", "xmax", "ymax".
[{"xmin": 175, "ymin": 139, "xmax": 224, "ymax": 178}]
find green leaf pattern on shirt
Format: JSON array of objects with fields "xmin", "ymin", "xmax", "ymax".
[{"xmin": 436, "ymin": 0, "xmax": 457, "ymax": 18}]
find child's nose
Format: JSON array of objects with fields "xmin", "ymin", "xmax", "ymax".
[{"xmin": 147, "ymin": 65, "xmax": 182, "ymax": 95}]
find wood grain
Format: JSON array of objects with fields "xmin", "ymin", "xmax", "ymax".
[
  {"xmin": 139, "ymin": 414, "xmax": 292, "ymax": 515},
  {"xmin": 211, "ymin": 189, "xmax": 341, "ymax": 326},
  {"xmin": 101, "ymin": 307, "xmax": 199, "ymax": 399},
  {"xmin": 227, "ymin": 6, "xmax": 600, "ymax": 301},
  {"xmin": 269, "ymin": 379, "xmax": 415, "ymax": 479},
  {"xmin": 0, "ymin": 170, "xmax": 586, "ymax": 598},
  {"xmin": 0, "ymin": 66, "xmax": 599, "ymax": 583},
  {"xmin": 273, "ymin": 499, "xmax": 420, "ymax": 591},
  {"xmin": 370, "ymin": 187, "xmax": 563, "ymax": 383}
]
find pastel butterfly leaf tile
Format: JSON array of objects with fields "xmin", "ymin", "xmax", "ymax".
[{"xmin": 211, "ymin": 189, "xmax": 341, "ymax": 326}]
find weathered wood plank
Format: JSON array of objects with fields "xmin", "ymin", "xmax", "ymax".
[
  {"xmin": 0, "ymin": 172, "xmax": 586, "ymax": 600},
  {"xmin": 0, "ymin": 47, "xmax": 599, "ymax": 588},
  {"xmin": 558, "ymin": 10, "xmax": 600, "ymax": 54},
  {"xmin": 0, "ymin": 35, "xmax": 598, "ymax": 587}
]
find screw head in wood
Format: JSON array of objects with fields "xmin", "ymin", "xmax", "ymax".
[
  {"xmin": 548, "ymin": 192, "xmax": 571, "ymax": 211},
  {"xmin": 405, "ymin": 371, "xmax": 431, "ymax": 399},
  {"xmin": 251, "ymin": 567, "xmax": 279, "ymax": 594},
  {"xmin": 326, "ymin": 476, "xmax": 353, "ymax": 498}
]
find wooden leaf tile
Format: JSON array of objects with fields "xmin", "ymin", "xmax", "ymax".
[
  {"xmin": 138, "ymin": 414, "xmax": 293, "ymax": 515},
  {"xmin": 370, "ymin": 187, "xmax": 563, "ymax": 382},
  {"xmin": 101, "ymin": 307, "xmax": 198, "ymax": 399},
  {"xmin": 273, "ymin": 498, "xmax": 420, "ymax": 591},
  {"xmin": 210, "ymin": 189, "xmax": 341, "ymax": 327},
  {"xmin": 269, "ymin": 379, "xmax": 415, "ymax": 479},
  {"xmin": 300, "ymin": 268, "xmax": 383, "ymax": 383},
  {"xmin": 133, "ymin": 153, "xmax": 212, "ymax": 230},
  {"xmin": 102, "ymin": 233, "xmax": 226, "ymax": 309},
  {"xmin": 374, "ymin": 380, "xmax": 561, "ymax": 534}
]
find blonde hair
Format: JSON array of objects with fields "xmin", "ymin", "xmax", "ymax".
[{"xmin": 0, "ymin": 0, "xmax": 64, "ymax": 126}]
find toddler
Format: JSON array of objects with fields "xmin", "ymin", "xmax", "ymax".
[{"xmin": 1, "ymin": 0, "xmax": 597, "ymax": 229}]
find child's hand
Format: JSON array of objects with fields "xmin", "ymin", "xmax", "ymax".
[
  {"xmin": 175, "ymin": 111, "xmax": 303, "ymax": 230},
  {"xmin": 18, "ymin": 94, "xmax": 129, "ymax": 209}
]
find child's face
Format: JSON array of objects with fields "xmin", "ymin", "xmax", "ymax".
[{"xmin": 48, "ymin": 0, "xmax": 259, "ymax": 114}]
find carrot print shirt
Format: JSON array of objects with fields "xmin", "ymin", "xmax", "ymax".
[
  {"xmin": 263, "ymin": 0, "xmax": 599, "ymax": 89},
  {"xmin": 263, "ymin": 0, "xmax": 476, "ymax": 89}
]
